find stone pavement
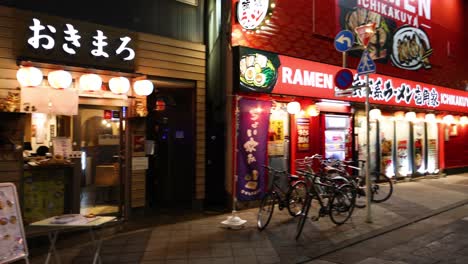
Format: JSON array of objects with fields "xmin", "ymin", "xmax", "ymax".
[
  {"xmin": 306, "ymin": 204, "xmax": 468, "ymax": 264},
  {"xmin": 27, "ymin": 173, "xmax": 468, "ymax": 264}
]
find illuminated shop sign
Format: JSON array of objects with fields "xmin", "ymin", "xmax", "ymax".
[
  {"xmin": 338, "ymin": 0, "xmax": 433, "ymax": 71},
  {"xmin": 236, "ymin": 0, "xmax": 275, "ymax": 30},
  {"xmin": 27, "ymin": 18, "xmax": 135, "ymax": 60},
  {"xmin": 235, "ymin": 47, "xmax": 468, "ymax": 113},
  {"xmin": 19, "ymin": 16, "xmax": 136, "ymax": 71}
]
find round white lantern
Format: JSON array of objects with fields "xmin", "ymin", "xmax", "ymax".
[
  {"xmin": 286, "ymin": 101, "xmax": 301, "ymax": 115},
  {"xmin": 369, "ymin": 108, "xmax": 382, "ymax": 121},
  {"xmin": 48, "ymin": 70, "xmax": 72, "ymax": 89},
  {"xmin": 79, "ymin": 74, "xmax": 102, "ymax": 91},
  {"xmin": 405, "ymin": 112, "xmax": 416, "ymax": 122},
  {"xmin": 425, "ymin": 113, "xmax": 436, "ymax": 123},
  {"xmin": 460, "ymin": 116, "xmax": 468, "ymax": 125},
  {"xmin": 306, "ymin": 104, "xmax": 320, "ymax": 117},
  {"xmin": 443, "ymin": 114, "xmax": 454, "ymax": 125},
  {"xmin": 17, "ymin": 66, "xmax": 43, "ymax": 87},
  {"xmin": 109, "ymin": 77, "xmax": 130, "ymax": 94},
  {"xmin": 133, "ymin": 80, "xmax": 154, "ymax": 96}
]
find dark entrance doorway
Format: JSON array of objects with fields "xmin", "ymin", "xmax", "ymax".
[{"xmin": 147, "ymin": 87, "xmax": 195, "ymax": 209}]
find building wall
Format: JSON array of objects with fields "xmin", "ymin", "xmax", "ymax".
[{"xmin": 0, "ymin": 6, "xmax": 206, "ymax": 201}]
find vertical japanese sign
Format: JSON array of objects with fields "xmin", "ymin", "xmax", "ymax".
[
  {"xmin": 296, "ymin": 117, "xmax": 310, "ymax": 152},
  {"xmin": 236, "ymin": 98, "xmax": 272, "ymax": 201}
]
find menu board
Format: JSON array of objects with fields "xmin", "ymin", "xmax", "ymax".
[{"xmin": 0, "ymin": 183, "xmax": 29, "ymax": 263}]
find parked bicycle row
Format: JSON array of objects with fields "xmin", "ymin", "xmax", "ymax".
[{"xmin": 257, "ymin": 154, "xmax": 394, "ymax": 240}]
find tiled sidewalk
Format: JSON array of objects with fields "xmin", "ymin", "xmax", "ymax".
[{"xmin": 28, "ymin": 173, "xmax": 468, "ymax": 264}]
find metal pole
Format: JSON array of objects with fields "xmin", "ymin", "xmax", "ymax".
[
  {"xmin": 365, "ymin": 74, "xmax": 373, "ymax": 223},
  {"xmin": 342, "ymin": 52, "xmax": 347, "ymax": 68}
]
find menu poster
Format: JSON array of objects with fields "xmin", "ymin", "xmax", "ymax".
[
  {"xmin": 52, "ymin": 137, "xmax": 72, "ymax": 159},
  {"xmin": 296, "ymin": 118, "xmax": 310, "ymax": 152},
  {"xmin": 0, "ymin": 183, "xmax": 29, "ymax": 263},
  {"xmin": 397, "ymin": 140, "xmax": 409, "ymax": 176},
  {"xmin": 427, "ymin": 139, "xmax": 438, "ymax": 172},
  {"xmin": 381, "ymin": 138, "xmax": 393, "ymax": 175}
]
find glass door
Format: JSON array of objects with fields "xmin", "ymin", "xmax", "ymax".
[{"xmin": 76, "ymin": 106, "xmax": 122, "ymax": 216}]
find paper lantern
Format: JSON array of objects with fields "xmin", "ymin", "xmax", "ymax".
[
  {"xmin": 133, "ymin": 80, "xmax": 154, "ymax": 96},
  {"xmin": 306, "ymin": 104, "xmax": 320, "ymax": 117},
  {"xmin": 405, "ymin": 112, "xmax": 416, "ymax": 122},
  {"xmin": 109, "ymin": 77, "xmax": 130, "ymax": 94},
  {"xmin": 369, "ymin": 109, "xmax": 382, "ymax": 121},
  {"xmin": 286, "ymin": 101, "xmax": 301, "ymax": 115},
  {"xmin": 394, "ymin": 111, "xmax": 405, "ymax": 120},
  {"xmin": 425, "ymin": 113, "xmax": 436, "ymax": 123},
  {"xmin": 443, "ymin": 115, "xmax": 454, "ymax": 124},
  {"xmin": 17, "ymin": 66, "xmax": 43, "ymax": 87},
  {"xmin": 48, "ymin": 70, "xmax": 72, "ymax": 89},
  {"xmin": 79, "ymin": 74, "xmax": 102, "ymax": 91},
  {"xmin": 460, "ymin": 116, "xmax": 468, "ymax": 125}
]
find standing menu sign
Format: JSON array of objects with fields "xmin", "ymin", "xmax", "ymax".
[{"xmin": 0, "ymin": 183, "xmax": 29, "ymax": 263}]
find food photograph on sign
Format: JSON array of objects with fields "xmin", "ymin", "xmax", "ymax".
[
  {"xmin": 238, "ymin": 48, "xmax": 280, "ymax": 93},
  {"xmin": 337, "ymin": 0, "xmax": 433, "ymax": 71}
]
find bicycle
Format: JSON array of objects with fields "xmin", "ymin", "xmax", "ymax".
[
  {"xmin": 295, "ymin": 156, "xmax": 356, "ymax": 240},
  {"xmin": 328, "ymin": 159, "xmax": 394, "ymax": 208},
  {"xmin": 257, "ymin": 165, "xmax": 307, "ymax": 230}
]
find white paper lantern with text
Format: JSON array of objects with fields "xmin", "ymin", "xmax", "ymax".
[
  {"xmin": 48, "ymin": 70, "xmax": 72, "ymax": 89},
  {"xmin": 460, "ymin": 116, "xmax": 468, "ymax": 125},
  {"xmin": 79, "ymin": 74, "xmax": 102, "ymax": 91},
  {"xmin": 286, "ymin": 101, "xmax": 301, "ymax": 115},
  {"xmin": 17, "ymin": 66, "xmax": 43, "ymax": 87},
  {"xmin": 109, "ymin": 77, "xmax": 130, "ymax": 94},
  {"xmin": 133, "ymin": 80, "xmax": 154, "ymax": 96}
]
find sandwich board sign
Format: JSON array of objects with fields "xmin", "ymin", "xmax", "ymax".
[{"xmin": 0, "ymin": 183, "xmax": 29, "ymax": 264}]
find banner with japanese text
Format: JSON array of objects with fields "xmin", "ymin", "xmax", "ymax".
[
  {"xmin": 235, "ymin": 47, "xmax": 468, "ymax": 114},
  {"xmin": 236, "ymin": 98, "xmax": 272, "ymax": 201}
]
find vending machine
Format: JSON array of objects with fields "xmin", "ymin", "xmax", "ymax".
[{"xmin": 324, "ymin": 115, "xmax": 350, "ymax": 160}]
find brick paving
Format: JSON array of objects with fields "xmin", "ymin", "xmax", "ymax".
[{"xmin": 26, "ymin": 173, "xmax": 468, "ymax": 264}]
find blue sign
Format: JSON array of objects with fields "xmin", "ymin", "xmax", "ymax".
[
  {"xmin": 334, "ymin": 69, "xmax": 354, "ymax": 90},
  {"xmin": 334, "ymin": 30, "xmax": 355, "ymax": 52},
  {"xmin": 357, "ymin": 50, "xmax": 376, "ymax": 76}
]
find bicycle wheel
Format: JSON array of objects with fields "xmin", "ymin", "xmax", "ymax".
[
  {"xmin": 329, "ymin": 184, "xmax": 356, "ymax": 225},
  {"xmin": 295, "ymin": 195, "xmax": 312, "ymax": 240},
  {"xmin": 286, "ymin": 181, "xmax": 307, "ymax": 217},
  {"xmin": 370, "ymin": 172, "xmax": 393, "ymax": 203},
  {"xmin": 257, "ymin": 192, "xmax": 276, "ymax": 230}
]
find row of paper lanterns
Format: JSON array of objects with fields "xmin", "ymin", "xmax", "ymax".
[
  {"xmin": 286, "ymin": 101, "xmax": 467, "ymax": 125},
  {"xmin": 370, "ymin": 109, "xmax": 467, "ymax": 125},
  {"xmin": 286, "ymin": 101, "xmax": 320, "ymax": 117},
  {"xmin": 16, "ymin": 66, "xmax": 154, "ymax": 96}
]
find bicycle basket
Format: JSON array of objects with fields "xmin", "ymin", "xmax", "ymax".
[{"xmin": 295, "ymin": 156, "xmax": 322, "ymax": 174}]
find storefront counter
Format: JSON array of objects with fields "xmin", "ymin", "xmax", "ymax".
[{"xmin": 22, "ymin": 162, "xmax": 81, "ymax": 224}]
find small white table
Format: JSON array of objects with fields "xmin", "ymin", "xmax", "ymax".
[{"xmin": 30, "ymin": 216, "xmax": 117, "ymax": 264}]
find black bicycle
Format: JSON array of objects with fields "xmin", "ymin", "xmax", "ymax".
[
  {"xmin": 295, "ymin": 157, "xmax": 357, "ymax": 240},
  {"xmin": 257, "ymin": 165, "xmax": 307, "ymax": 230},
  {"xmin": 328, "ymin": 159, "xmax": 394, "ymax": 208}
]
